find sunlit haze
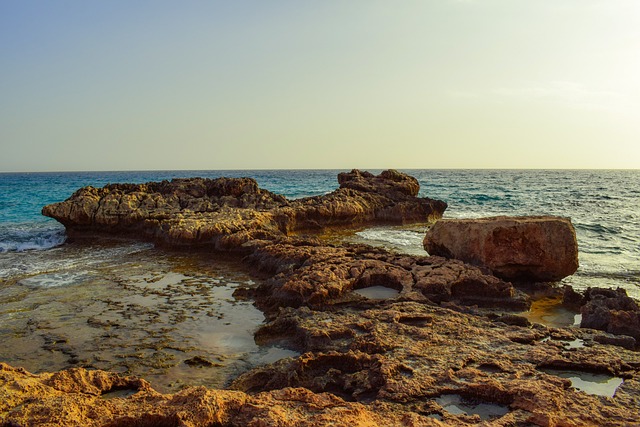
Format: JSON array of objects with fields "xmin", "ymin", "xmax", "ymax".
[{"xmin": 1, "ymin": 1, "xmax": 639, "ymax": 172}]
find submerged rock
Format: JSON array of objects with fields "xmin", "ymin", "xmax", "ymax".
[{"xmin": 424, "ymin": 216, "xmax": 579, "ymax": 282}]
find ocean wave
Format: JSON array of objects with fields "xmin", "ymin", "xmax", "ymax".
[
  {"xmin": 575, "ymin": 222, "xmax": 623, "ymax": 235},
  {"xmin": 0, "ymin": 224, "xmax": 66, "ymax": 253},
  {"xmin": 575, "ymin": 270, "xmax": 640, "ymax": 283}
]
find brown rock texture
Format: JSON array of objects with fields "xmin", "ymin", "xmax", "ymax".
[
  {"xmin": 424, "ymin": 216, "xmax": 579, "ymax": 282},
  {"xmin": 239, "ymin": 302, "xmax": 640, "ymax": 426},
  {"xmin": 42, "ymin": 170, "xmax": 447, "ymax": 248},
  {"xmin": 5, "ymin": 171, "xmax": 635, "ymax": 426},
  {"xmin": 4, "ymin": 298, "xmax": 639, "ymax": 426},
  {"xmin": 246, "ymin": 240, "xmax": 530, "ymax": 312},
  {"xmin": 0, "ymin": 363, "xmax": 415, "ymax": 427},
  {"xmin": 566, "ymin": 287, "xmax": 640, "ymax": 343}
]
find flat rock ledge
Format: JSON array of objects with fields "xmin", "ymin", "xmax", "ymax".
[
  {"xmin": 2, "ymin": 171, "xmax": 637, "ymax": 426},
  {"xmin": 424, "ymin": 216, "xmax": 579, "ymax": 282}
]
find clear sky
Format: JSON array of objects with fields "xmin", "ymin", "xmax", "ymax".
[{"xmin": 1, "ymin": 0, "xmax": 639, "ymax": 172}]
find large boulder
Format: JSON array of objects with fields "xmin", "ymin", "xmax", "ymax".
[{"xmin": 423, "ymin": 216, "xmax": 579, "ymax": 282}]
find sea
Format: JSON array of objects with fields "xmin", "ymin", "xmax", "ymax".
[{"xmin": 0, "ymin": 169, "xmax": 639, "ymax": 390}]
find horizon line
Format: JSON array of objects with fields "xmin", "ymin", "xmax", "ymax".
[{"xmin": 1, "ymin": 166, "xmax": 640, "ymax": 174}]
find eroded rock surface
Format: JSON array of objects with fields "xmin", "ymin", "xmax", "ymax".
[
  {"xmin": 1, "ymin": 363, "xmax": 416, "ymax": 427},
  {"xmin": 424, "ymin": 216, "xmax": 579, "ymax": 282},
  {"xmin": 42, "ymin": 170, "xmax": 447, "ymax": 248},
  {"xmin": 564, "ymin": 287, "xmax": 640, "ymax": 344},
  {"xmin": 246, "ymin": 240, "xmax": 530, "ymax": 312},
  {"xmin": 4, "ymin": 298, "xmax": 639, "ymax": 426},
  {"xmin": 239, "ymin": 302, "xmax": 640, "ymax": 426},
  {"xmin": 4, "ymin": 172, "xmax": 637, "ymax": 426}
]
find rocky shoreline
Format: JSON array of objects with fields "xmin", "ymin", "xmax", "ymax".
[{"xmin": 2, "ymin": 170, "xmax": 639, "ymax": 426}]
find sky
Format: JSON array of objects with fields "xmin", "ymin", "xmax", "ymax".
[{"xmin": 1, "ymin": 0, "xmax": 639, "ymax": 172}]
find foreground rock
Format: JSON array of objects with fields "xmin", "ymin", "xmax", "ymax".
[
  {"xmin": 0, "ymin": 363, "xmax": 412, "ymax": 427},
  {"xmin": 241, "ymin": 302, "xmax": 640, "ymax": 426},
  {"xmin": 42, "ymin": 170, "xmax": 447, "ymax": 249},
  {"xmin": 3, "ymin": 299, "xmax": 640, "ymax": 426},
  {"xmin": 424, "ymin": 216, "xmax": 579, "ymax": 282}
]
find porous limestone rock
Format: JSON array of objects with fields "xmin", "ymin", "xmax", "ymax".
[
  {"xmin": 235, "ymin": 302, "xmax": 640, "ymax": 426},
  {"xmin": 245, "ymin": 240, "xmax": 530, "ymax": 311},
  {"xmin": 43, "ymin": 170, "xmax": 447, "ymax": 248},
  {"xmin": 566, "ymin": 287, "xmax": 640, "ymax": 342},
  {"xmin": 424, "ymin": 216, "xmax": 579, "ymax": 282},
  {"xmin": 0, "ymin": 363, "xmax": 417, "ymax": 427},
  {"xmin": 4, "ymin": 299, "xmax": 640, "ymax": 426}
]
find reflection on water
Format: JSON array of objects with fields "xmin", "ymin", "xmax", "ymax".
[
  {"xmin": 521, "ymin": 297, "xmax": 581, "ymax": 328},
  {"xmin": 354, "ymin": 285, "xmax": 400, "ymax": 300},
  {"xmin": 541, "ymin": 369, "xmax": 624, "ymax": 397},
  {"xmin": 0, "ymin": 240, "xmax": 297, "ymax": 393},
  {"xmin": 435, "ymin": 394, "xmax": 509, "ymax": 420}
]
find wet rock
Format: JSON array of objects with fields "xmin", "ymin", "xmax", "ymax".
[
  {"xmin": 493, "ymin": 314, "xmax": 532, "ymax": 327},
  {"xmin": 232, "ymin": 350, "xmax": 385, "ymax": 401},
  {"xmin": 25, "ymin": 172, "xmax": 640, "ymax": 426},
  {"xmin": 562, "ymin": 284, "xmax": 584, "ymax": 310},
  {"xmin": 184, "ymin": 356, "xmax": 220, "ymax": 368},
  {"xmin": 424, "ymin": 216, "xmax": 579, "ymax": 282},
  {"xmin": 3, "ymin": 266, "xmax": 640, "ymax": 426}
]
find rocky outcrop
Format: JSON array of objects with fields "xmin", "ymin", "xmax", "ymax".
[
  {"xmin": 563, "ymin": 287, "xmax": 640, "ymax": 343},
  {"xmin": 424, "ymin": 216, "xmax": 579, "ymax": 282},
  {"xmin": 244, "ymin": 239, "xmax": 530, "ymax": 312},
  {"xmin": 237, "ymin": 302, "xmax": 640, "ymax": 426},
  {"xmin": 43, "ymin": 170, "xmax": 446, "ymax": 248}
]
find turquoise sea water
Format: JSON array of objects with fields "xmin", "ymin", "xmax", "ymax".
[{"xmin": 1, "ymin": 169, "xmax": 639, "ymax": 298}]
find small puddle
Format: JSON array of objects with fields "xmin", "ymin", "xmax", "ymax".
[
  {"xmin": 521, "ymin": 297, "xmax": 580, "ymax": 328},
  {"xmin": 100, "ymin": 388, "xmax": 139, "ymax": 400},
  {"xmin": 435, "ymin": 394, "xmax": 509, "ymax": 420},
  {"xmin": 541, "ymin": 369, "xmax": 624, "ymax": 397},
  {"xmin": 250, "ymin": 345, "xmax": 300, "ymax": 365},
  {"xmin": 564, "ymin": 338, "xmax": 585, "ymax": 349},
  {"xmin": 353, "ymin": 286, "xmax": 400, "ymax": 300}
]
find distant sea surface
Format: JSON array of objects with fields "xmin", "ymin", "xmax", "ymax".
[{"xmin": 1, "ymin": 169, "xmax": 639, "ymax": 298}]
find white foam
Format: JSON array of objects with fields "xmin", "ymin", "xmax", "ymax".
[
  {"xmin": 0, "ymin": 225, "xmax": 66, "ymax": 253},
  {"xmin": 355, "ymin": 228, "xmax": 424, "ymax": 248},
  {"xmin": 18, "ymin": 271, "xmax": 91, "ymax": 288}
]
